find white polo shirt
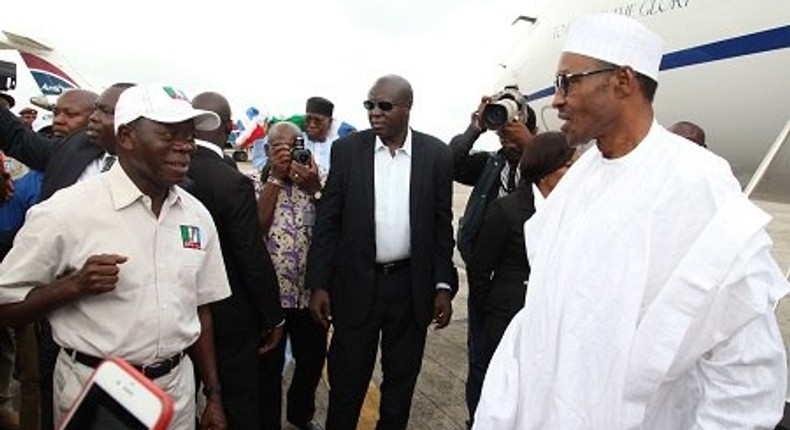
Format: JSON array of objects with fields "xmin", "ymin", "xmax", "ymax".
[{"xmin": 0, "ymin": 162, "xmax": 231, "ymax": 364}]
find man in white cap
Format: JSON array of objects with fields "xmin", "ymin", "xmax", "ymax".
[
  {"xmin": 0, "ymin": 84, "xmax": 232, "ymax": 429},
  {"xmin": 474, "ymin": 13, "xmax": 789, "ymax": 429}
]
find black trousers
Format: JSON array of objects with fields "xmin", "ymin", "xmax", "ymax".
[
  {"xmin": 215, "ymin": 330, "xmax": 263, "ymax": 429},
  {"xmin": 465, "ymin": 295, "xmax": 486, "ymax": 424},
  {"xmin": 260, "ymin": 307, "xmax": 328, "ymax": 430},
  {"xmin": 482, "ymin": 312, "xmax": 512, "ymax": 367},
  {"xmin": 36, "ymin": 320, "xmax": 57, "ymax": 430},
  {"xmin": 325, "ymin": 268, "xmax": 427, "ymax": 430}
]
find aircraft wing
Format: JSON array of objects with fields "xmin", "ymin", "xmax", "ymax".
[
  {"xmin": 0, "ymin": 27, "xmax": 92, "ymax": 111},
  {"xmin": 0, "ymin": 30, "xmax": 53, "ymax": 53}
]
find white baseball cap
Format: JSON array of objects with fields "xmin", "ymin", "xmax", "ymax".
[
  {"xmin": 114, "ymin": 84, "xmax": 220, "ymax": 133},
  {"xmin": 563, "ymin": 13, "xmax": 664, "ymax": 81}
]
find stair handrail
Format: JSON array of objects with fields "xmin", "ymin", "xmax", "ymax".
[{"xmin": 745, "ymin": 117, "xmax": 790, "ymax": 197}]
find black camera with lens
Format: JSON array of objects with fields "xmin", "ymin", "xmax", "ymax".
[
  {"xmin": 291, "ymin": 136, "xmax": 312, "ymax": 165},
  {"xmin": 482, "ymin": 86, "xmax": 528, "ymax": 130},
  {"xmin": 0, "ymin": 60, "xmax": 17, "ymax": 92}
]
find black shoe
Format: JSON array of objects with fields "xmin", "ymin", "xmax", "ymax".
[{"xmin": 290, "ymin": 420, "xmax": 323, "ymax": 430}]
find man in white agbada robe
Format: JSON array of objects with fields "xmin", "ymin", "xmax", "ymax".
[{"xmin": 474, "ymin": 13, "xmax": 789, "ymax": 430}]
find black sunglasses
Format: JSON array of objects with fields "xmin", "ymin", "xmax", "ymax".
[
  {"xmin": 554, "ymin": 67, "xmax": 618, "ymax": 96},
  {"xmin": 363, "ymin": 100, "xmax": 399, "ymax": 112}
]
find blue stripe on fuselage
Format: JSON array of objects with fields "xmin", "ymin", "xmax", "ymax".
[{"xmin": 527, "ymin": 24, "xmax": 790, "ymax": 101}]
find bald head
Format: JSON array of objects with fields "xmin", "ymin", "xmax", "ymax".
[
  {"xmin": 52, "ymin": 89, "xmax": 98, "ymax": 138},
  {"xmin": 367, "ymin": 75, "xmax": 414, "ymax": 145},
  {"xmin": 267, "ymin": 121, "xmax": 302, "ymax": 140},
  {"xmin": 372, "ymin": 74, "xmax": 413, "ymax": 106},
  {"xmin": 670, "ymin": 121, "xmax": 706, "ymax": 148},
  {"xmin": 192, "ymin": 91, "xmax": 232, "ymax": 147}
]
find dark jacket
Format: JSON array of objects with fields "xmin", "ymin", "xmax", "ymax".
[
  {"xmin": 305, "ymin": 129, "xmax": 457, "ymax": 327},
  {"xmin": 186, "ymin": 145, "xmax": 283, "ymax": 335},
  {"xmin": 450, "ymin": 125, "xmax": 527, "ymax": 264},
  {"xmin": 0, "ymin": 108, "xmax": 104, "ymax": 202},
  {"xmin": 467, "ymin": 184, "xmax": 534, "ymax": 319}
]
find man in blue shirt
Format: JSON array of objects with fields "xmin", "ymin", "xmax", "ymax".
[{"xmin": 0, "ymin": 158, "xmax": 42, "ymax": 259}]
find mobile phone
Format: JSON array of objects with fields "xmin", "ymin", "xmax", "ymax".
[{"xmin": 58, "ymin": 357, "xmax": 174, "ymax": 430}]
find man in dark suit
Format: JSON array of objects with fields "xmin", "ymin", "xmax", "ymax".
[
  {"xmin": 306, "ymin": 75, "xmax": 457, "ymax": 430},
  {"xmin": 0, "ymin": 82, "xmax": 132, "ymax": 430},
  {"xmin": 467, "ymin": 183, "xmax": 534, "ymax": 364},
  {"xmin": 467, "ymin": 132, "xmax": 575, "ymax": 368},
  {"xmin": 50, "ymin": 89, "xmax": 98, "ymax": 138},
  {"xmin": 0, "ymin": 83, "xmax": 132, "ymax": 201},
  {"xmin": 449, "ymin": 91, "xmax": 536, "ymax": 428},
  {"xmin": 189, "ymin": 91, "xmax": 284, "ymax": 429}
]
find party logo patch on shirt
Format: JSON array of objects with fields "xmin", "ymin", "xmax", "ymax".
[{"xmin": 180, "ymin": 225, "xmax": 202, "ymax": 250}]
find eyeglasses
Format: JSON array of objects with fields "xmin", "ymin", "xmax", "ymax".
[
  {"xmin": 363, "ymin": 100, "xmax": 399, "ymax": 112},
  {"xmin": 554, "ymin": 67, "xmax": 618, "ymax": 96}
]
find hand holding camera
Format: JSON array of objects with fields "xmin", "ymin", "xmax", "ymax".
[
  {"xmin": 471, "ymin": 96, "xmax": 494, "ymax": 132},
  {"xmin": 290, "ymin": 137, "xmax": 312, "ymax": 166},
  {"xmin": 270, "ymin": 136, "xmax": 320, "ymax": 193},
  {"xmin": 470, "ymin": 86, "xmax": 536, "ymax": 151},
  {"xmin": 290, "ymin": 156, "xmax": 321, "ymax": 195},
  {"xmin": 481, "ymin": 86, "xmax": 529, "ymax": 130},
  {"xmin": 269, "ymin": 142, "xmax": 293, "ymax": 180},
  {"xmin": 498, "ymin": 121, "xmax": 535, "ymax": 152}
]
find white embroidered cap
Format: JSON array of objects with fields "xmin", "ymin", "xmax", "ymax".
[
  {"xmin": 114, "ymin": 84, "xmax": 220, "ymax": 133},
  {"xmin": 563, "ymin": 13, "xmax": 664, "ymax": 80}
]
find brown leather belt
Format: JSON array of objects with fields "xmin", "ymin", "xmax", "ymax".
[{"xmin": 64, "ymin": 348, "xmax": 184, "ymax": 380}]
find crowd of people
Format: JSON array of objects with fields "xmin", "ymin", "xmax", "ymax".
[{"xmin": 0, "ymin": 10, "xmax": 787, "ymax": 430}]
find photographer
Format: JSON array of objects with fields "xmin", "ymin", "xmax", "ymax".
[
  {"xmin": 450, "ymin": 86, "xmax": 536, "ymax": 428},
  {"xmin": 257, "ymin": 121, "xmax": 326, "ymax": 430},
  {"xmin": 259, "ymin": 128, "xmax": 322, "ymax": 230}
]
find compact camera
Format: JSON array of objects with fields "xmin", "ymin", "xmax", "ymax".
[
  {"xmin": 291, "ymin": 136, "xmax": 312, "ymax": 165},
  {"xmin": 482, "ymin": 86, "xmax": 527, "ymax": 130},
  {"xmin": 0, "ymin": 61, "xmax": 16, "ymax": 92}
]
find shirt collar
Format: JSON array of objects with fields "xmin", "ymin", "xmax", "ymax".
[
  {"xmin": 303, "ymin": 131, "xmax": 321, "ymax": 146},
  {"xmin": 532, "ymin": 183, "xmax": 546, "ymax": 211},
  {"xmin": 196, "ymin": 139, "xmax": 224, "ymax": 158},
  {"xmin": 106, "ymin": 161, "xmax": 181, "ymax": 211},
  {"xmin": 374, "ymin": 128, "xmax": 412, "ymax": 156}
]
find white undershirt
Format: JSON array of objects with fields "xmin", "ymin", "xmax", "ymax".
[
  {"xmin": 78, "ymin": 152, "xmax": 114, "ymax": 182},
  {"xmin": 373, "ymin": 130, "xmax": 412, "ymax": 263},
  {"xmin": 196, "ymin": 139, "xmax": 223, "ymax": 158},
  {"xmin": 532, "ymin": 183, "xmax": 545, "ymax": 211}
]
